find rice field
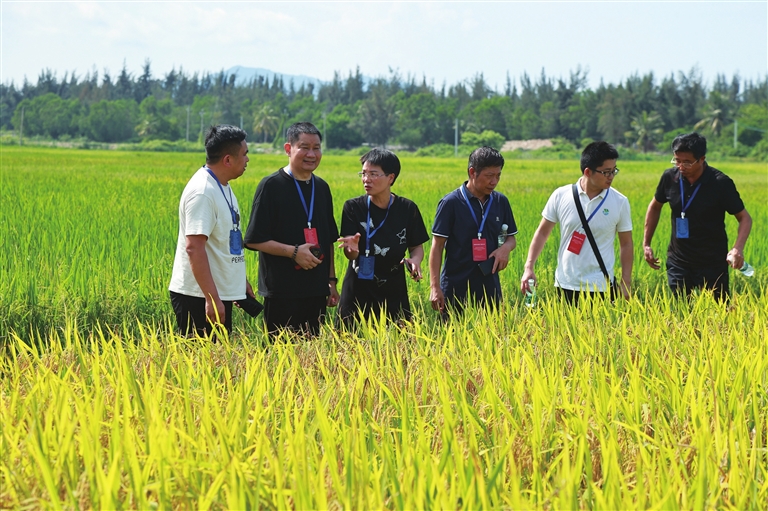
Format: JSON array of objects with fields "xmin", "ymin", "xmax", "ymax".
[{"xmin": 1, "ymin": 146, "xmax": 767, "ymax": 508}]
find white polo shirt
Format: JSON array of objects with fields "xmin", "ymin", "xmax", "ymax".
[
  {"xmin": 169, "ymin": 167, "xmax": 246, "ymax": 300},
  {"xmin": 542, "ymin": 181, "xmax": 632, "ymax": 292}
]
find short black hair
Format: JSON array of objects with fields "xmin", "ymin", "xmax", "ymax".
[
  {"xmin": 360, "ymin": 148, "xmax": 401, "ymax": 185},
  {"xmin": 205, "ymin": 125, "xmax": 247, "ymax": 164},
  {"xmin": 672, "ymin": 132, "xmax": 707, "ymax": 159},
  {"xmin": 468, "ymin": 146, "xmax": 504, "ymax": 175},
  {"xmin": 580, "ymin": 141, "xmax": 619, "ymax": 173},
  {"xmin": 286, "ymin": 122, "xmax": 322, "ymax": 144}
]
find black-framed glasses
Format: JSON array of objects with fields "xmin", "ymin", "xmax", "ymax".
[
  {"xmin": 671, "ymin": 158, "xmax": 699, "ymax": 169},
  {"xmin": 592, "ymin": 167, "xmax": 620, "ymax": 177}
]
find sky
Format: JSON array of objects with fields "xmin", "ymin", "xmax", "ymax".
[{"xmin": 1, "ymin": 1, "xmax": 766, "ymax": 91}]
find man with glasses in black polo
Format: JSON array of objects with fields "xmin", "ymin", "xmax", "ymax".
[
  {"xmin": 520, "ymin": 141, "xmax": 633, "ymax": 305},
  {"xmin": 643, "ymin": 132, "xmax": 752, "ymax": 301}
]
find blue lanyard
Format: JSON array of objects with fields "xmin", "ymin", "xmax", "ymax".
[
  {"xmin": 678, "ymin": 175, "xmax": 701, "ymax": 219},
  {"xmin": 585, "ymin": 189, "xmax": 610, "ymax": 223},
  {"xmin": 204, "ymin": 167, "xmax": 239, "ymax": 226},
  {"xmin": 365, "ymin": 195, "xmax": 394, "ymax": 256},
  {"xmin": 286, "ymin": 169, "xmax": 315, "ymax": 228},
  {"xmin": 460, "ymin": 184, "xmax": 493, "ymax": 239}
]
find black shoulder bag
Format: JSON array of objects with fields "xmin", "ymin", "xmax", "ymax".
[{"xmin": 571, "ymin": 184, "xmax": 618, "ymax": 299}]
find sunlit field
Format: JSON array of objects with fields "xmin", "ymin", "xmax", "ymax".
[{"xmin": 1, "ymin": 146, "xmax": 766, "ymax": 508}]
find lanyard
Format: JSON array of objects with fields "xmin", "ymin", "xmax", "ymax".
[
  {"xmin": 365, "ymin": 195, "xmax": 394, "ymax": 256},
  {"xmin": 678, "ymin": 175, "xmax": 701, "ymax": 219},
  {"xmin": 584, "ymin": 189, "xmax": 610, "ymax": 224},
  {"xmin": 286, "ymin": 168, "xmax": 315, "ymax": 228},
  {"xmin": 460, "ymin": 185, "xmax": 493, "ymax": 239},
  {"xmin": 204, "ymin": 167, "xmax": 239, "ymax": 226}
]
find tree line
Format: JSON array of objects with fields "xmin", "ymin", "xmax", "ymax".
[{"xmin": 2, "ymin": 60, "xmax": 766, "ymax": 156}]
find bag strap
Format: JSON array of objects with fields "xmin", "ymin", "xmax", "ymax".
[{"xmin": 572, "ymin": 183, "xmax": 610, "ymax": 280}]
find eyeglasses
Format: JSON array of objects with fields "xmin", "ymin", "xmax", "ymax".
[
  {"xmin": 358, "ymin": 171, "xmax": 385, "ymax": 180},
  {"xmin": 671, "ymin": 158, "xmax": 699, "ymax": 169},
  {"xmin": 592, "ymin": 167, "xmax": 620, "ymax": 177}
]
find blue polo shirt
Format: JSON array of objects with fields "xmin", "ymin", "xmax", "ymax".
[{"xmin": 432, "ymin": 183, "xmax": 517, "ymax": 305}]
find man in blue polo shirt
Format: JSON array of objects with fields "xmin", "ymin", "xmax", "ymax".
[{"xmin": 429, "ymin": 146, "xmax": 518, "ymax": 314}]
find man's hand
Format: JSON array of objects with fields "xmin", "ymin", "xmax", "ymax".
[
  {"xmin": 430, "ymin": 285, "xmax": 446, "ymax": 313},
  {"xmin": 402, "ymin": 257, "xmax": 423, "ymax": 282},
  {"xmin": 726, "ymin": 248, "xmax": 745, "ymax": 269},
  {"xmin": 520, "ymin": 269, "xmax": 536, "ymax": 294},
  {"xmin": 294, "ymin": 243, "xmax": 322, "ymax": 270},
  {"xmin": 205, "ymin": 295, "xmax": 226, "ymax": 325},
  {"xmin": 327, "ymin": 282, "xmax": 340, "ymax": 307},
  {"xmin": 643, "ymin": 246, "xmax": 661, "ymax": 270},
  {"xmin": 489, "ymin": 245, "xmax": 512, "ymax": 273}
]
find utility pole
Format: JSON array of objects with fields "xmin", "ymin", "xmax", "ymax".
[
  {"xmin": 186, "ymin": 106, "xmax": 190, "ymax": 142},
  {"xmin": 322, "ymin": 112, "xmax": 327, "ymax": 151},
  {"xmin": 240, "ymin": 115, "xmax": 243, "ymax": 130},
  {"xmin": 199, "ymin": 110, "xmax": 205, "ymax": 144},
  {"xmin": 734, "ymin": 119, "xmax": 738, "ymax": 149},
  {"xmin": 454, "ymin": 118, "xmax": 458, "ymax": 157},
  {"xmin": 19, "ymin": 106, "xmax": 24, "ymax": 146}
]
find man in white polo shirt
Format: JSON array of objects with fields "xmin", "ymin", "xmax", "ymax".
[
  {"xmin": 169, "ymin": 124, "xmax": 255, "ymax": 336},
  {"xmin": 520, "ymin": 141, "xmax": 633, "ymax": 305}
]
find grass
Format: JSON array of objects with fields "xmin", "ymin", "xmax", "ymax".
[{"xmin": 1, "ymin": 146, "xmax": 767, "ymax": 508}]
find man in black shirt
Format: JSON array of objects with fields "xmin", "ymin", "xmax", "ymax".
[
  {"xmin": 643, "ymin": 132, "xmax": 752, "ymax": 300},
  {"xmin": 245, "ymin": 122, "xmax": 339, "ymax": 336}
]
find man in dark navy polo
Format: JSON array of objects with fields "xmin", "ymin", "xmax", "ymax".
[
  {"xmin": 429, "ymin": 146, "xmax": 518, "ymax": 314},
  {"xmin": 643, "ymin": 132, "xmax": 752, "ymax": 301}
]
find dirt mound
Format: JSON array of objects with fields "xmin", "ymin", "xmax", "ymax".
[{"xmin": 501, "ymin": 139, "xmax": 553, "ymax": 152}]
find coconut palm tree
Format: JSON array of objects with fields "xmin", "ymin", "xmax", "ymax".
[
  {"xmin": 252, "ymin": 104, "xmax": 279, "ymax": 143},
  {"xmin": 694, "ymin": 91, "xmax": 731, "ymax": 137},
  {"xmin": 625, "ymin": 111, "xmax": 664, "ymax": 152}
]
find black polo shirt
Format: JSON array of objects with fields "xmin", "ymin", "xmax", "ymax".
[
  {"xmin": 432, "ymin": 183, "xmax": 517, "ymax": 303},
  {"xmin": 654, "ymin": 163, "xmax": 745, "ymax": 268}
]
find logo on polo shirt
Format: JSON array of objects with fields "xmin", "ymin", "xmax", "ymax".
[{"xmin": 603, "ymin": 208, "xmax": 609, "ymax": 215}]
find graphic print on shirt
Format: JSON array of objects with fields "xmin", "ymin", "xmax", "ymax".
[
  {"xmin": 360, "ymin": 219, "xmax": 374, "ymax": 230},
  {"xmin": 396, "ymin": 228, "xmax": 407, "ymax": 245},
  {"xmin": 374, "ymin": 244, "xmax": 390, "ymax": 256},
  {"xmin": 374, "ymin": 275, "xmax": 387, "ymax": 287}
]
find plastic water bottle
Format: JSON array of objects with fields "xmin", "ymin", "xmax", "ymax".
[
  {"xmin": 524, "ymin": 278, "xmax": 537, "ymax": 308},
  {"xmin": 739, "ymin": 261, "xmax": 755, "ymax": 277},
  {"xmin": 498, "ymin": 224, "xmax": 509, "ymax": 248},
  {"xmin": 728, "ymin": 254, "xmax": 755, "ymax": 277}
]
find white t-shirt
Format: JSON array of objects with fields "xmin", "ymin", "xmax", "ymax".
[
  {"xmin": 542, "ymin": 181, "xmax": 632, "ymax": 292},
  {"xmin": 169, "ymin": 167, "xmax": 246, "ymax": 300}
]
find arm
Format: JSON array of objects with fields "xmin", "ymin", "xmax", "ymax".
[
  {"xmin": 617, "ymin": 230, "xmax": 633, "ymax": 299},
  {"xmin": 520, "ymin": 218, "xmax": 556, "ymax": 294},
  {"xmin": 185, "ymin": 234, "xmax": 225, "ymax": 324},
  {"xmin": 247, "ymin": 240, "xmax": 321, "ymax": 270},
  {"xmin": 403, "ymin": 244, "xmax": 425, "ymax": 281},
  {"xmin": 337, "ymin": 233, "xmax": 361, "ymax": 260},
  {"xmin": 727, "ymin": 209, "xmax": 752, "ymax": 269},
  {"xmin": 643, "ymin": 198, "xmax": 664, "ymax": 270},
  {"xmin": 489, "ymin": 235, "xmax": 517, "ymax": 273},
  {"xmin": 428, "ymin": 236, "xmax": 447, "ymax": 312}
]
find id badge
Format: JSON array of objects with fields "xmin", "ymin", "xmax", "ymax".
[
  {"xmin": 358, "ymin": 255, "xmax": 375, "ymax": 280},
  {"xmin": 567, "ymin": 231, "xmax": 586, "ymax": 254},
  {"xmin": 304, "ymin": 227, "xmax": 319, "ymax": 245},
  {"xmin": 676, "ymin": 217, "xmax": 689, "ymax": 239},
  {"xmin": 472, "ymin": 238, "xmax": 487, "ymax": 262},
  {"xmin": 229, "ymin": 229, "xmax": 243, "ymax": 255}
]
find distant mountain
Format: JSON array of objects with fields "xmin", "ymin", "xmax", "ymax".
[{"xmin": 226, "ymin": 66, "xmax": 324, "ymax": 92}]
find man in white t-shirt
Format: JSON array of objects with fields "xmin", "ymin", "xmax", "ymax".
[
  {"xmin": 520, "ymin": 141, "xmax": 633, "ymax": 305},
  {"xmin": 169, "ymin": 125, "xmax": 255, "ymax": 335}
]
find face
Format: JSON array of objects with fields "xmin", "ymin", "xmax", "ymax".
[
  {"xmin": 285, "ymin": 133, "xmax": 322, "ymax": 173},
  {"xmin": 586, "ymin": 159, "xmax": 618, "ymax": 188},
  {"xmin": 469, "ymin": 166, "xmax": 502, "ymax": 196},
  {"xmin": 672, "ymin": 151, "xmax": 704, "ymax": 179},
  {"xmin": 359, "ymin": 161, "xmax": 393, "ymax": 196},
  {"xmin": 227, "ymin": 140, "xmax": 249, "ymax": 179}
]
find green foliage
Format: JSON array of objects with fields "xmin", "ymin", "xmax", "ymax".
[
  {"xmin": 87, "ymin": 99, "xmax": 139, "ymax": 142},
  {"xmin": 461, "ymin": 130, "xmax": 505, "ymax": 149}
]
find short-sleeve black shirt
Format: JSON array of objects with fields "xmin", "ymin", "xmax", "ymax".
[
  {"xmin": 431, "ymin": 184, "xmax": 517, "ymax": 303},
  {"xmin": 654, "ymin": 164, "xmax": 745, "ymax": 267},
  {"xmin": 244, "ymin": 169, "xmax": 338, "ymax": 298},
  {"xmin": 338, "ymin": 194, "xmax": 429, "ymax": 322}
]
